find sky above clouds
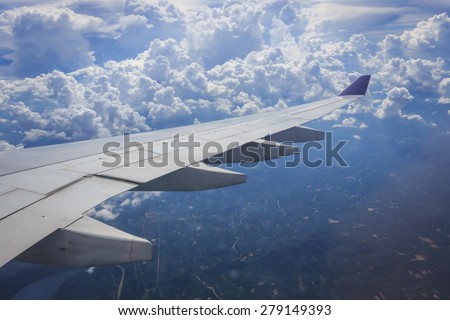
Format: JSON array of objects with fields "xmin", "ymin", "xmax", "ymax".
[{"xmin": 0, "ymin": 0, "xmax": 449, "ymax": 150}]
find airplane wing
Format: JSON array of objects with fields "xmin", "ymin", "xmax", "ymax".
[{"xmin": 0, "ymin": 75, "xmax": 371, "ymax": 268}]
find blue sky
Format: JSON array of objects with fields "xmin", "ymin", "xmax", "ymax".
[{"xmin": 0, "ymin": 0, "xmax": 449, "ymax": 151}]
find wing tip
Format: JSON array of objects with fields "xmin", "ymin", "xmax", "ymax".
[{"xmin": 338, "ymin": 75, "xmax": 371, "ymax": 96}]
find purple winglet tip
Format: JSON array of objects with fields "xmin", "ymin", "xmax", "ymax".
[{"xmin": 338, "ymin": 75, "xmax": 371, "ymax": 96}]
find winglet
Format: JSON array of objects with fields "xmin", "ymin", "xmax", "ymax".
[{"xmin": 338, "ymin": 75, "xmax": 371, "ymax": 96}]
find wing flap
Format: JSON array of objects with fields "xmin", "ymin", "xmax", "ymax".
[
  {"xmin": 265, "ymin": 126, "xmax": 325, "ymax": 143},
  {"xmin": 205, "ymin": 139, "xmax": 299, "ymax": 164},
  {"xmin": 16, "ymin": 216, "xmax": 152, "ymax": 266},
  {"xmin": 133, "ymin": 162, "xmax": 246, "ymax": 191},
  {"xmin": 0, "ymin": 176, "xmax": 136, "ymax": 267}
]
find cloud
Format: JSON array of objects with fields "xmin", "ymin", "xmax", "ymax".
[
  {"xmin": 87, "ymin": 204, "xmax": 118, "ymax": 221},
  {"xmin": 183, "ymin": 1, "xmax": 265, "ymax": 68},
  {"xmin": 332, "ymin": 117, "xmax": 368, "ymax": 128},
  {"xmin": 85, "ymin": 191, "xmax": 161, "ymax": 221},
  {"xmin": 0, "ymin": 98, "xmax": 46, "ymax": 130},
  {"xmin": 0, "ymin": 140, "xmax": 23, "ymax": 151},
  {"xmin": 88, "ymin": 191, "xmax": 162, "ymax": 221},
  {"xmin": 402, "ymin": 113, "xmax": 423, "ymax": 121},
  {"xmin": 268, "ymin": 2, "xmax": 306, "ymax": 47},
  {"xmin": 375, "ymin": 87, "xmax": 414, "ymax": 119},
  {"xmin": 301, "ymin": 3, "xmax": 401, "ymax": 41},
  {"xmin": 118, "ymin": 191, "xmax": 161, "ymax": 208},
  {"xmin": 333, "ymin": 117, "xmax": 358, "ymax": 128},
  {"xmin": 129, "ymin": 192, "xmax": 161, "ymax": 207},
  {"xmin": 0, "ymin": 69, "xmax": 151, "ymax": 144},
  {"xmin": 85, "ymin": 267, "xmax": 96, "ymax": 274},
  {"xmin": 23, "ymin": 129, "xmax": 68, "ymax": 142},
  {"xmin": 375, "ymin": 13, "xmax": 450, "ymax": 94},
  {"xmin": 116, "ymin": 0, "xmax": 186, "ymax": 56},
  {"xmin": 0, "ymin": 6, "xmax": 103, "ymax": 77},
  {"xmin": 378, "ymin": 12, "xmax": 450, "ymax": 61},
  {"xmin": 377, "ymin": 57, "xmax": 446, "ymax": 92},
  {"xmin": 0, "ymin": 2, "xmax": 449, "ymax": 147},
  {"xmin": 438, "ymin": 78, "xmax": 450, "ymax": 104}
]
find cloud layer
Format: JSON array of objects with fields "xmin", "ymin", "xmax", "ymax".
[{"xmin": 0, "ymin": 1, "xmax": 449, "ymax": 146}]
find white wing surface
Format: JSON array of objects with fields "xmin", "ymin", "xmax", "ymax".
[{"xmin": 0, "ymin": 75, "xmax": 371, "ymax": 268}]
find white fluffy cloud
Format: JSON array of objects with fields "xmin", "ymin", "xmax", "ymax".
[
  {"xmin": 332, "ymin": 117, "xmax": 369, "ymax": 128},
  {"xmin": 438, "ymin": 78, "xmax": 450, "ymax": 104},
  {"xmin": 375, "ymin": 13, "xmax": 450, "ymax": 96},
  {"xmin": 377, "ymin": 12, "xmax": 450, "ymax": 61},
  {"xmin": 0, "ymin": 6, "xmax": 103, "ymax": 77},
  {"xmin": 116, "ymin": 0, "xmax": 186, "ymax": 55},
  {"xmin": 0, "ymin": 69, "xmax": 151, "ymax": 143},
  {"xmin": 85, "ymin": 190, "xmax": 161, "ymax": 221},
  {"xmin": 0, "ymin": 2, "xmax": 449, "ymax": 146},
  {"xmin": 378, "ymin": 57, "xmax": 446, "ymax": 92},
  {"xmin": 375, "ymin": 87, "xmax": 415, "ymax": 119},
  {"xmin": 0, "ymin": 140, "xmax": 23, "ymax": 151},
  {"xmin": 183, "ymin": 1, "xmax": 265, "ymax": 68},
  {"xmin": 86, "ymin": 204, "xmax": 118, "ymax": 221}
]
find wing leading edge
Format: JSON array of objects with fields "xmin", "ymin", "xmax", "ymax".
[{"xmin": 0, "ymin": 75, "xmax": 371, "ymax": 268}]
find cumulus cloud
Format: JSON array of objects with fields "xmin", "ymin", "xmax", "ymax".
[
  {"xmin": 1, "ymin": 102, "xmax": 46, "ymax": 129},
  {"xmin": 332, "ymin": 117, "xmax": 368, "ymax": 128},
  {"xmin": 438, "ymin": 78, "xmax": 450, "ymax": 104},
  {"xmin": 183, "ymin": 2, "xmax": 264, "ymax": 68},
  {"xmin": 182, "ymin": 0, "xmax": 302, "ymax": 68},
  {"xmin": 378, "ymin": 57, "xmax": 446, "ymax": 92},
  {"xmin": 87, "ymin": 204, "xmax": 118, "ymax": 221},
  {"xmin": 0, "ymin": 140, "xmax": 23, "ymax": 151},
  {"xmin": 359, "ymin": 122, "xmax": 368, "ymax": 129},
  {"xmin": 402, "ymin": 113, "xmax": 423, "ymax": 121},
  {"xmin": 0, "ymin": 69, "xmax": 150, "ymax": 144},
  {"xmin": 375, "ymin": 13, "xmax": 450, "ymax": 95},
  {"xmin": 23, "ymin": 129, "xmax": 68, "ymax": 142},
  {"xmin": 333, "ymin": 117, "xmax": 358, "ymax": 128},
  {"xmin": 0, "ymin": 6, "xmax": 102, "ymax": 77},
  {"xmin": 83, "ymin": 191, "xmax": 162, "ymax": 221},
  {"xmin": 0, "ymin": 1, "xmax": 449, "ymax": 147},
  {"xmin": 117, "ymin": 192, "xmax": 161, "ymax": 209},
  {"xmin": 116, "ymin": 0, "xmax": 186, "ymax": 57},
  {"xmin": 375, "ymin": 87, "xmax": 415, "ymax": 119},
  {"xmin": 377, "ymin": 12, "xmax": 450, "ymax": 61}
]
